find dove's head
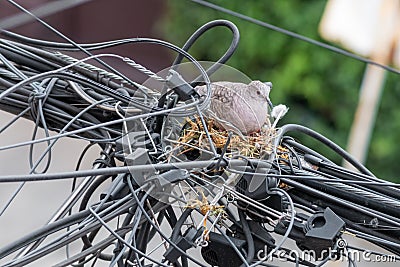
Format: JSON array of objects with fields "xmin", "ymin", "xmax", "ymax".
[{"xmin": 248, "ymin": 80, "xmax": 272, "ymax": 105}]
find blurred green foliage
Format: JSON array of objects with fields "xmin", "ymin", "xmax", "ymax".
[{"xmin": 161, "ymin": 0, "xmax": 400, "ymax": 181}]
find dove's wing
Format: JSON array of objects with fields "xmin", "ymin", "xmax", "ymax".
[
  {"xmin": 195, "ymin": 83, "xmax": 246, "ymax": 134},
  {"xmin": 195, "ymin": 81, "xmax": 243, "ymax": 99},
  {"xmin": 208, "ymin": 97, "xmax": 246, "ymax": 136}
]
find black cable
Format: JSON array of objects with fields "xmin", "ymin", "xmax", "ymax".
[
  {"xmin": 343, "ymin": 220, "xmax": 400, "ymax": 256},
  {"xmin": 4, "ymin": 0, "xmax": 142, "ymax": 90},
  {"xmin": 282, "ymin": 137, "xmax": 332, "ymax": 164},
  {"xmin": 0, "ymin": 29, "xmax": 212, "ymax": 118},
  {"xmin": 134, "ymin": 220, "xmax": 152, "ymax": 265},
  {"xmin": 285, "ymin": 179, "xmax": 400, "ymax": 227},
  {"xmin": 0, "ymin": 76, "xmax": 15, "ymax": 87},
  {"xmin": 166, "ymin": 205, "xmax": 178, "ymax": 228},
  {"xmin": 4, "ymin": 201, "xmax": 133, "ymax": 267},
  {"xmin": 28, "ymin": 78, "xmax": 58, "ymax": 174},
  {"xmin": 39, "ymin": 110, "xmax": 108, "ymax": 141},
  {"xmin": 127, "ymin": 181, "xmax": 207, "ymax": 266},
  {"xmin": 291, "ymin": 171, "xmax": 400, "ymax": 219},
  {"xmin": 110, "ymin": 212, "xmax": 134, "ymax": 266},
  {"xmin": 0, "ymin": 202, "xmax": 112, "ymax": 258},
  {"xmin": 57, "ymin": 229, "xmax": 135, "ymax": 267},
  {"xmin": 276, "ymin": 141, "xmax": 301, "ymax": 173},
  {"xmin": 299, "ymin": 165, "xmax": 399, "ymax": 202},
  {"xmin": 190, "ymin": 0, "xmax": 400, "ymax": 76},
  {"xmin": 3, "ymin": 71, "xmax": 132, "ymax": 105},
  {"xmin": 238, "ymin": 210, "xmax": 255, "ymax": 266},
  {"xmin": 158, "ymin": 207, "xmax": 190, "ymax": 267},
  {"xmin": 0, "ymin": 32, "xmax": 212, "ymax": 93},
  {"xmin": 1, "ymin": 66, "xmax": 182, "ymax": 116},
  {"xmin": 172, "ymin": 19, "xmax": 240, "ymax": 84},
  {"xmin": 2, "ymin": 39, "xmax": 132, "ymax": 91},
  {"xmin": 146, "ymin": 209, "xmax": 166, "ymax": 244},
  {"xmin": 275, "ymin": 124, "xmax": 374, "ymax": 176},
  {"xmin": 2, "ymin": 4, "xmax": 399, "ymax": 264},
  {"xmin": 29, "ymin": 98, "xmax": 52, "ymax": 174},
  {"xmin": 170, "ymin": 208, "xmax": 193, "ymax": 242},
  {"xmin": 78, "ymin": 175, "xmax": 127, "ymax": 260},
  {"xmin": 1, "ymin": 78, "xmax": 114, "ymax": 140},
  {"xmin": 154, "ymin": 19, "xmax": 239, "ymax": 133},
  {"xmin": 3, "ymin": 21, "xmax": 238, "ymax": 78},
  {"xmin": 43, "ymin": 108, "xmax": 120, "ymax": 138},
  {"xmin": 315, "ymin": 161, "xmax": 400, "ymax": 201},
  {"xmin": 79, "ymin": 175, "xmax": 112, "ymax": 212},
  {"xmin": 0, "ymin": 41, "xmax": 59, "ymax": 71}
]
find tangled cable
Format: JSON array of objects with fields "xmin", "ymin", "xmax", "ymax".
[{"xmin": 0, "ymin": 10, "xmax": 399, "ymax": 267}]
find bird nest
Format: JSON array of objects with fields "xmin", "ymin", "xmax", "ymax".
[{"xmin": 177, "ymin": 116, "xmax": 281, "ymax": 159}]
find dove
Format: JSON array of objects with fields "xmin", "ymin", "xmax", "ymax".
[{"xmin": 195, "ymin": 81, "xmax": 272, "ymax": 135}]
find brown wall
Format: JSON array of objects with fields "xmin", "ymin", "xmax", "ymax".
[{"xmin": 0, "ymin": 0, "xmax": 172, "ymax": 78}]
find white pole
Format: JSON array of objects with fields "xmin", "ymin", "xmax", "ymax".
[
  {"xmin": 344, "ymin": 0, "xmax": 399, "ymax": 169},
  {"xmin": 344, "ymin": 64, "xmax": 387, "ymax": 167}
]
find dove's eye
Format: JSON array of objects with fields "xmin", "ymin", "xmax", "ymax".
[{"xmin": 256, "ymin": 90, "xmax": 261, "ymax": 95}]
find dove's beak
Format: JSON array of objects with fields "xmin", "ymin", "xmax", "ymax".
[{"xmin": 267, "ymin": 98, "xmax": 274, "ymax": 110}]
